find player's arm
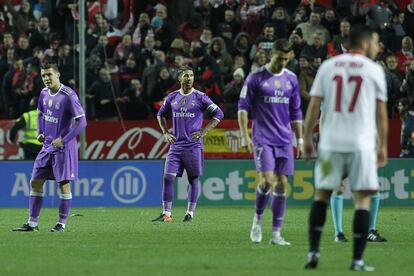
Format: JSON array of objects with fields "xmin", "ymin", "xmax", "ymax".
[
  {"xmin": 60, "ymin": 115, "xmax": 87, "ymax": 146},
  {"xmin": 376, "ymin": 100, "xmax": 388, "ymax": 167},
  {"xmin": 303, "ymin": 96, "xmax": 322, "ymax": 160},
  {"xmin": 237, "ymin": 76, "xmax": 255, "ymax": 153},
  {"xmin": 291, "ymin": 121, "xmax": 304, "ymax": 158},
  {"xmin": 157, "ymin": 96, "xmax": 176, "ymax": 144},
  {"xmin": 37, "ymin": 104, "xmax": 45, "ymax": 143},
  {"xmin": 290, "ymin": 77, "xmax": 304, "ymax": 158},
  {"xmin": 196, "ymin": 103, "xmax": 224, "ymax": 140},
  {"xmin": 8, "ymin": 116, "xmax": 26, "ymax": 144},
  {"xmin": 376, "ymin": 65, "xmax": 389, "ymax": 167}
]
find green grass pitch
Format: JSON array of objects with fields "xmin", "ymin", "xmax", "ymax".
[{"xmin": 0, "ymin": 206, "xmax": 412, "ymax": 275}]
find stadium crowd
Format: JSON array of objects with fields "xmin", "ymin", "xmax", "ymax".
[{"xmin": 0, "ymin": 0, "xmax": 413, "ymax": 122}]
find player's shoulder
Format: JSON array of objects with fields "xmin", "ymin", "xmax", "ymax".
[
  {"xmin": 193, "ymin": 89, "xmax": 205, "ymax": 96},
  {"xmin": 60, "ymin": 85, "xmax": 76, "ymax": 97},
  {"xmin": 166, "ymin": 90, "xmax": 181, "ymax": 99},
  {"xmin": 283, "ymin": 68, "xmax": 297, "ymax": 78}
]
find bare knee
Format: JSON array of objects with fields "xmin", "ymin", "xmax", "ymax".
[
  {"xmin": 314, "ymin": 189, "xmax": 332, "ymax": 203},
  {"xmin": 59, "ymin": 181, "xmax": 71, "ymax": 194},
  {"xmin": 30, "ymin": 179, "xmax": 45, "ymax": 193},
  {"xmin": 274, "ymin": 175, "xmax": 288, "ymax": 191}
]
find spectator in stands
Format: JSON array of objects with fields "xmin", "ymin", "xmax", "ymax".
[
  {"xmin": 398, "ymin": 97, "xmax": 414, "ymax": 157},
  {"xmin": 2, "ymin": 58, "xmax": 28, "ymax": 118},
  {"xmin": 392, "ymin": 11, "xmax": 406, "ymax": 51},
  {"xmin": 239, "ymin": 0, "xmax": 263, "ymax": 42},
  {"xmin": 208, "ymin": 37, "xmax": 234, "ymax": 81},
  {"xmin": 141, "ymin": 50, "xmax": 167, "ymax": 102},
  {"xmin": 117, "ymin": 79, "xmax": 150, "ymax": 120},
  {"xmin": 5, "ymin": 0, "xmax": 33, "ymax": 35},
  {"xmin": 251, "ymin": 24, "xmax": 276, "ymax": 60},
  {"xmin": 166, "ymin": 0, "xmax": 194, "ymax": 27},
  {"xmin": 15, "ymin": 35, "xmax": 31, "ymax": 60},
  {"xmin": 221, "ymin": 9, "xmax": 241, "ymax": 35},
  {"xmin": 266, "ymin": 6, "xmax": 291, "ymax": 40},
  {"xmin": 29, "ymin": 16, "xmax": 52, "ymax": 50},
  {"xmin": 132, "ymin": 13, "xmax": 153, "ymax": 47},
  {"xmin": 200, "ymin": 27, "xmax": 213, "ymax": 49},
  {"xmin": 223, "ymin": 67, "xmax": 244, "ymax": 119},
  {"xmin": 87, "ymin": 67, "xmax": 121, "ymax": 120},
  {"xmin": 178, "ymin": 12, "xmax": 204, "ymax": 43},
  {"xmin": 113, "ymin": 34, "xmax": 139, "ymax": 66},
  {"xmin": 296, "ymin": 10, "xmax": 330, "ymax": 45},
  {"xmin": 119, "ymin": 53, "xmax": 141, "ymax": 91},
  {"xmin": 150, "ymin": 66, "xmax": 176, "ymax": 103},
  {"xmin": 321, "ymin": 8, "xmax": 340, "ymax": 37},
  {"xmin": 396, "ymin": 36, "xmax": 414, "ymax": 73},
  {"xmin": 1, "ymin": 32, "xmax": 15, "ymax": 58},
  {"xmin": 401, "ymin": 59, "xmax": 414, "ymax": 99},
  {"xmin": 381, "ymin": 57, "xmax": 403, "ymax": 117},
  {"xmin": 195, "ymin": 0, "xmax": 213, "ymax": 28},
  {"xmin": 57, "ymin": 43, "xmax": 74, "ymax": 86},
  {"xmin": 250, "ymin": 49, "xmax": 268, "ymax": 72},
  {"xmin": 404, "ymin": 0, "xmax": 414, "ymax": 40},
  {"xmin": 290, "ymin": 28, "xmax": 306, "ymax": 58},
  {"xmin": 24, "ymin": 46, "xmax": 44, "ymax": 69},
  {"xmin": 218, "ymin": 24, "xmax": 236, "ymax": 55},
  {"xmin": 152, "ymin": 4, "xmax": 177, "ymax": 53},
  {"xmin": 299, "ymin": 55, "xmax": 316, "ymax": 116},
  {"xmin": 90, "ymin": 35, "xmax": 114, "ymax": 63},
  {"xmin": 191, "ymin": 46, "xmax": 222, "ymax": 104},
  {"xmin": 331, "ymin": 18, "xmax": 350, "ymax": 55},
  {"xmin": 233, "ymin": 32, "xmax": 252, "ymax": 62},
  {"xmin": 300, "ymin": 31, "xmax": 328, "ymax": 61}
]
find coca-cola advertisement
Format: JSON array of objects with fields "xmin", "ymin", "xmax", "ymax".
[{"xmin": 0, "ymin": 119, "xmax": 401, "ymax": 160}]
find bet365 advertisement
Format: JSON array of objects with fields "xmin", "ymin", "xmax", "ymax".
[{"xmin": 0, "ymin": 160, "xmax": 412, "ymax": 207}]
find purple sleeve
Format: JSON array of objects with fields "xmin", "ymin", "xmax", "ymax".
[
  {"xmin": 62, "ymin": 116, "xmax": 87, "ymax": 144},
  {"xmin": 157, "ymin": 95, "xmax": 171, "ymax": 117},
  {"xmin": 202, "ymin": 94, "xmax": 224, "ymax": 121},
  {"xmin": 69, "ymin": 93, "xmax": 86, "ymax": 118},
  {"xmin": 289, "ymin": 77, "xmax": 303, "ymax": 122},
  {"xmin": 238, "ymin": 73, "xmax": 256, "ymax": 112},
  {"xmin": 37, "ymin": 93, "xmax": 44, "ymax": 135}
]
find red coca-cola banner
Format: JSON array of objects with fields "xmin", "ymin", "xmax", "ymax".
[{"xmin": 0, "ymin": 119, "xmax": 402, "ymax": 160}]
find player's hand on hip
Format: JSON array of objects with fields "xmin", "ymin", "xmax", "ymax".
[
  {"xmin": 377, "ymin": 146, "xmax": 388, "ymax": 167},
  {"xmin": 52, "ymin": 137, "xmax": 64, "ymax": 148},
  {"xmin": 241, "ymin": 135, "xmax": 253, "ymax": 153},
  {"xmin": 303, "ymin": 138, "xmax": 313, "ymax": 160},
  {"xmin": 191, "ymin": 130, "xmax": 205, "ymax": 141},
  {"xmin": 37, "ymin": 134, "xmax": 45, "ymax": 143},
  {"xmin": 164, "ymin": 132, "xmax": 176, "ymax": 144}
]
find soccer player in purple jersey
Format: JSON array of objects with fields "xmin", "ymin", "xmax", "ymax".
[
  {"xmin": 13, "ymin": 63, "xmax": 87, "ymax": 232},
  {"xmin": 152, "ymin": 66, "xmax": 224, "ymax": 222},
  {"xmin": 238, "ymin": 39, "xmax": 303, "ymax": 245}
]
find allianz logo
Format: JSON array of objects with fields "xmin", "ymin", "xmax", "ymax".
[
  {"xmin": 111, "ymin": 166, "xmax": 147, "ymax": 204},
  {"xmin": 10, "ymin": 166, "xmax": 147, "ymax": 204}
]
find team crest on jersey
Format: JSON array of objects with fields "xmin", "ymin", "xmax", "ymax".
[
  {"xmin": 274, "ymin": 80, "xmax": 281, "ymax": 89},
  {"xmin": 190, "ymin": 100, "xmax": 195, "ymax": 107},
  {"xmin": 286, "ymin": 81, "xmax": 292, "ymax": 90},
  {"xmin": 48, "ymin": 99, "xmax": 53, "ymax": 108},
  {"xmin": 181, "ymin": 98, "xmax": 187, "ymax": 106},
  {"xmin": 55, "ymin": 102, "xmax": 60, "ymax": 110}
]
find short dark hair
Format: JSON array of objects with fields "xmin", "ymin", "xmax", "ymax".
[
  {"xmin": 177, "ymin": 65, "xmax": 193, "ymax": 78},
  {"xmin": 347, "ymin": 25, "xmax": 376, "ymax": 50},
  {"xmin": 273, "ymin": 39, "xmax": 292, "ymax": 53},
  {"xmin": 41, "ymin": 63, "xmax": 59, "ymax": 72}
]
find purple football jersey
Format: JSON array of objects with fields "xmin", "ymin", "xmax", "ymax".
[
  {"xmin": 238, "ymin": 67, "xmax": 302, "ymax": 146},
  {"xmin": 38, "ymin": 84, "xmax": 85, "ymax": 153},
  {"xmin": 158, "ymin": 89, "xmax": 223, "ymax": 150}
]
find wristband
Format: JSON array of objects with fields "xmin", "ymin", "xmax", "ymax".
[{"xmin": 297, "ymin": 138, "xmax": 304, "ymax": 145}]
